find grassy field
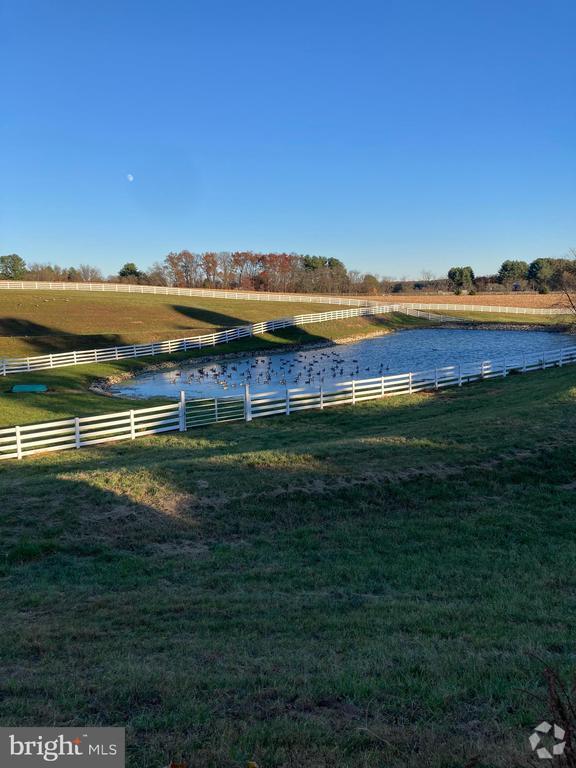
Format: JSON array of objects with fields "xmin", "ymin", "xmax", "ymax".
[
  {"xmin": 0, "ymin": 313, "xmax": 429, "ymax": 427},
  {"xmin": 440, "ymin": 310, "xmax": 575, "ymax": 325},
  {"xmin": 1, "ymin": 366, "xmax": 575, "ymax": 766},
  {"xmin": 0, "ymin": 291, "xmax": 344, "ymax": 357},
  {"xmin": 377, "ymin": 292, "xmax": 571, "ymax": 309}
]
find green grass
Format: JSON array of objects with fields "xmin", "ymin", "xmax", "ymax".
[
  {"xmin": 0, "ymin": 291, "xmax": 347, "ymax": 357},
  {"xmin": 0, "ymin": 313, "xmax": 429, "ymax": 427},
  {"xmin": 1, "ymin": 367, "xmax": 576, "ymax": 766}
]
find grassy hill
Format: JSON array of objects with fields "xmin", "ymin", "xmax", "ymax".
[
  {"xmin": 1, "ymin": 367, "xmax": 575, "ymax": 766},
  {"xmin": 0, "ymin": 291, "xmax": 352, "ymax": 357}
]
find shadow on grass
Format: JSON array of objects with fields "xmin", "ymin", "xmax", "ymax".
[
  {"xmin": 172, "ymin": 304, "xmax": 247, "ymax": 329},
  {"xmin": 0, "ymin": 317, "xmax": 131, "ymax": 355},
  {"xmin": 172, "ymin": 303, "xmax": 347, "ymax": 345}
]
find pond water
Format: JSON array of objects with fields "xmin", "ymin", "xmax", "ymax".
[{"xmin": 111, "ymin": 327, "xmax": 573, "ymax": 400}]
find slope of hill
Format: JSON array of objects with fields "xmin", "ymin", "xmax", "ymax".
[
  {"xmin": 0, "ymin": 291, "xmax": 344, "ymax": 357},
  {"xmin": 0, "ymin": 367, "xmax": 574, "ymax": 766}
]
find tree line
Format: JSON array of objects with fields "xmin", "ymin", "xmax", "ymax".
[
  {"xmin": 447, "ymin": 253, "xmax": 576, "ymax": 294},
  {"xmin": 0, "ymin": 250, "xmax": 574, "ymax": 296},
  {"xmin": 0, "ymin": 252, "xmax": 383, "ymax": 295}
]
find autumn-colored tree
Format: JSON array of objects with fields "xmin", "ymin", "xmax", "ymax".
[{"xmin": 201, "ymin": 252, "xmax": 219, "ymax": 287}]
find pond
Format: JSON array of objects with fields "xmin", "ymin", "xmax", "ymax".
[{"xmin": 110, "ymin": 327, "xmax": 574, "ymax": 400}]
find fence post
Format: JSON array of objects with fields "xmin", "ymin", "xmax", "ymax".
[
  {"xmin": 502, "ymin": 357, "xmax": 507, "ymax": 377},
  {"xmin": 542, "ymin": 351, "xmax": 546, "ymax": 370},
  {"xmin": 352, "ymin": 379, "xmax": 356, "ymax": 404},
  {"xmin": 244, "ymin": 383, "xmax": 252, "ymax": 422},
  {"xmin": 130, "ymin": 410, "xmax": 136, "ymax": 439},
  {"xmin": 74, "ymin": 417, "xmax": 81, "ymax": 448},
  {"xmin": 409, "ymin": 372, "xmax": 413, "ymax": 394},
  {"xmin": 15, "ymin": 425, "xmax": 22, "ymax": 460},
  {"xmin": 434, "ymin": 368, "xmax": 439, "ymax": 390},
  {"xmin": 560, "ymin": 347, "xmax": 564, "ymax": 367},
  {"xmin": 2, "ymin": 359, "xmax": 5, "ymax": 376},
  {"xmin": 458, "ymin": 364, "xmax": 462, "ymax": 386},
  {"xmin": 523, "ymin": 354, "xmax": 527, "ymax": 373},
  {"xmin": 179, "ymin": 390, "xmax": 187, "ymax": 431},
  {"xmin": 320, "ymin": 384, "xmax": 324, "ymax": 409},
  {"xmin": 285, "ymin": 387, "xmax": 290, "ymax": 415},
  {"xmin": 381, "ymin": 376, "xmax": 385, "ymax": 397}
]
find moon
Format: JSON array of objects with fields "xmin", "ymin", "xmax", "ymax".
[{"xmin": 126, "ymin": 173, "xmax": 134, "ymax": 182}]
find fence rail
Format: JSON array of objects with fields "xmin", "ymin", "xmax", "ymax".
[{"xmin": 2, "ymin": 343, "xmax": 575, "ymax": 461}]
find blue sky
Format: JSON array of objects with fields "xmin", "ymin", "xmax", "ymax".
[{"xmin": 1, "ymin": 0, "xmax": 574, "ymax": 278}]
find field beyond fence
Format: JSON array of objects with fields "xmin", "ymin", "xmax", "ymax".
[{"xmin": 0, "ymin": 279, "xmax": 571, "ymax": 309}]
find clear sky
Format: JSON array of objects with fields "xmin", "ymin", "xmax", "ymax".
[{"xmin": 1, "ymin": 0, "xmax": 574, "ymax": 278}]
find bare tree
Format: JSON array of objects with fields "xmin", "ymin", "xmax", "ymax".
[
  {"xmin": 78, "ymin": 264, "xmax": 103, "ymax": 282},
  {"xmin": 561, "ymin": 248, "xmax": 576, "ymax": 314}
]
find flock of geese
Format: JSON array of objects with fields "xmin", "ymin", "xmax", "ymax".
[{"xmin": 165, "ymin": 348, "xmax": 393, "ymax": 393}]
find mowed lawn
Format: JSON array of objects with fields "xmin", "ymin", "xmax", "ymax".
[
  {"xmin": 0, "ymin": 291, "xmax": 344, "ymax": 357},
  {"xmin": 1, "ymin": 367, "xmax": 576, "ymax": 767}
]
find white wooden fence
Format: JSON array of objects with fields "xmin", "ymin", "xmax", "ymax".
[
  {"xmin": 0, "ymin": 280, "xmax": 373, "ymax": 306},
  {"xmin": 2, "ymin": 343, "xmax": 575, "ymax": 461},
  {"xmin": 402, "ymin": 307, "xmax": 466, "ymax": 322},
  {"xmin": 398, "ymin": 302, "xmax": 569, "ymax": 316}
]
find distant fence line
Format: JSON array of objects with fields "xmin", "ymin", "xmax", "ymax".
[
  {"xmin": 395, "ymin": 303, "xmax": 569, "ymax": 316},
  {"xmin": 0, "ymin": 279, "xmax": 571, "ymax": 314},
  {"xmin": 0, "ymin": 300, "xmax": 571, "ymax": 376},
  {"xmin": 0, "ymin": 280, "xmax": 375, "ymax": 306},
  {"xmin": 2, "ymin": 343, "xmax": 575, "ymax": 461}
]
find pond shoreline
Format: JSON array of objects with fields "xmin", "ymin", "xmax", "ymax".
[
  {"xmin": 91, "ymin": 320, "xmax": 572, "ymax": 398},
  {"xmin": 442, "ymin": 321, "xmax": 572, "ymax": 332}
]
